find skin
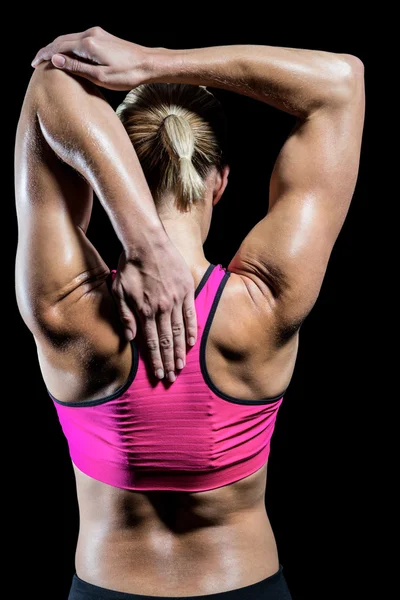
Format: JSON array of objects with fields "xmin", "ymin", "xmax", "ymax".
[{"xmin": 16, "ymin": 29, "xmax": 365, "ymax": 595}]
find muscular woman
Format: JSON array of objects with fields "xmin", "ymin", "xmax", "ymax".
[{"xmin": 15, "ymin": 27, "xmax": 365, "ymax": 599}]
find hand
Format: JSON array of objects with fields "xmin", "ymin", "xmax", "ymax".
[
  {"xmin": 31, "ymin": 26, "xmax": 150, "ymax": 90},
  {"xmin": 112, "ymin": 243, "xmax": 198, "ymax": 383}
]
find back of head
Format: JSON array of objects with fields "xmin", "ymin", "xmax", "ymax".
[{"xmin": 116, "ymin": 83, "xmax": 227, "ymax": 212}]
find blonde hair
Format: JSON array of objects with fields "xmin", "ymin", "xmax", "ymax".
[{"xmin": 116, "ymin": 83, "xmax": 227, "ymax": 212}]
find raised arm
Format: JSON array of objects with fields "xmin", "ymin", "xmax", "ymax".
[
  {"xmin": 145, "ymin": 46, "xmax": 365, "ymax": 333},
  {"xmin": 15, "ymin": 62, "xmax": 198, "ymax": 387},
  {"xmin": 33, "ymin": 29, "xmax": 365, "ymax": 336}
]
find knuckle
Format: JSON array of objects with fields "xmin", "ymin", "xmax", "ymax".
[
  {"xmin": 159, "ymin": 334, "xmax": 173, "ymax": 349},
  {"xmin": 141, "ymin": 305, "xmax": 154, "ymax": 319},
  {"xmin": 87, "ymin": 26, "xmax": 102, "ymax": 36},
  {"xmin": 119, "ymin": 311, "xmax": 131, "ymax": 325},
  {"xmin": 171, "ymin": 322, "xmax": 183, "ymax": 337},
  {"xmin": 96, "ymin": 69, "xmax": 108, "ymax": 84},
  {"xmin": 146, "ymin": 338, "xmax": 158, "ymax": 352},
  {"xmin": 158, "ymin": 299, "xmax": 172, "ymax": 314},
  {"xmin": 185, "ymin": 306, "xmax": 195, "ymax": 318},
  {"xmin": 39, "ymin": 44, "xmax": 51, "ymax": 58},
  {"xmin": 82, "ymin": 36, "xmax": 96, "ymax": 51}
]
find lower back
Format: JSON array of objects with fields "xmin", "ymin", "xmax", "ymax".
[{"xmin": 73, "ymin": 462, "xmax": 280, "ymax": 596}]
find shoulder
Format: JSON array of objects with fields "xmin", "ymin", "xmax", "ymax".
[
  {"xmin": 210, "ymin": 269, "xmax": 280, "ymax": 355},
  {"xmin": 203, "ymin": 268, "xmax": 299, "ymax": 401},
  {"xmin": 32, "ymin": 272, "xmax": 133, "ymax": 404}
]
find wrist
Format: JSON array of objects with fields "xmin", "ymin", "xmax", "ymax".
[
  {"xmin": 122, "ymin": 220, "xmax": 171, "ymax": 262},
  {"xmin": 139, "ymin": 46, "xmax": 186, "ymax": 84}
]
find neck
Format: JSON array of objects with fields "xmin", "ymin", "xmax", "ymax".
[{"xmin": 159, "ymin": 212, "xmax": 210, "ymax": 279}]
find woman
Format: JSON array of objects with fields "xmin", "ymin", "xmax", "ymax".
[{"xmin": 16, "ymin": 27, "xmax": 365, "ymax": 599}]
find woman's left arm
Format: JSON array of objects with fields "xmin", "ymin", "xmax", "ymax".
[{"xmin": 15, "ymin": 62, "xmax": 197, "ymax": 383}]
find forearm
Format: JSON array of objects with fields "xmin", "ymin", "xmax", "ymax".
[
  {"xmin": 28, "ymin": 62, "xmax": 168, "ymax": 255},
  {"xmin": 144, "ymin": 45, "xmax": 358, "ymax": 117}
]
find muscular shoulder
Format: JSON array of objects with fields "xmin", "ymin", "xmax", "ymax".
[
  {"xmin": 211, "ymin": 271, "xmax": 279, "ymax": 354},
  {"xmin": 204, "ymin": 270, "xmax": 298, "ymax": 401},
  {"xmin": 33, "ymin": 273, "xmax": 132, "ymax": 404}
]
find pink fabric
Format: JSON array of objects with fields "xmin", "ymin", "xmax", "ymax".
[{"xmin": 52, "ymin": 264, "xmax": 283, "ymax": 492}]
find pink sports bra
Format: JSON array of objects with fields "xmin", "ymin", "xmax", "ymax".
[{"xmin": 50, "ymin": 264, "xmax": 285, "ymax": 492}]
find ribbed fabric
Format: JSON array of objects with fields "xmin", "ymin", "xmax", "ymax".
[{"xmin": 51, "ymin": 264, "xmax": 284, "ymax": 492}]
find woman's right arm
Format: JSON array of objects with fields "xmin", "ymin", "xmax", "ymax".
[
  {"xmin": 147, "ymin": 44, "xmax": 365, "ymax": 333},
  {"xmin": 33, "ymin": 30, "xmax": 365, "ymax": 333}
]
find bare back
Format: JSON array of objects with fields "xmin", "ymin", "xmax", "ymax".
[{"xmin": 71, "ymin": 267, "xmax": 296, "ymax": 596}]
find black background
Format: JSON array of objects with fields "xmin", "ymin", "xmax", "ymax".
[{"xmin": 8, "ymin": 11, "xmax": 375, "ymax": 600}]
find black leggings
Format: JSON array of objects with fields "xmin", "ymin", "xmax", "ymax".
[{"xmin": 68, "ymin": 566, "xmax": 292, "ymax": 599}]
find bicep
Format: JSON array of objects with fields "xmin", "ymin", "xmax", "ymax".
[{"xmin": 229, "ymin": 83, "xmax": 365, "ymax": 331}]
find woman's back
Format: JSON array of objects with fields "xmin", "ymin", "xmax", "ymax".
[{"xmin": 62, "ymin": 262, "xmax": 296, "ymax": 595}]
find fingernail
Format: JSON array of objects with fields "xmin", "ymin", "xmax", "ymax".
[
  {"xmin": 189, "ymin": 337, "xmax": 196, "ymax": 346},
  {"xmin": 167, "ymin": 371, "xmax": 176, "ymax": 383},
  {"xmin": 52, "ymin": 54, "xmax": 65, "ymax": 68},
  {"xmin": 176, "ymin": 358, "xmax": 184, "ymax": 370},
  {"xmin": 125, "ymin": 329, "xmax": 133, "ymax": 341},
  {"xmin": 156, "ymin": 369, "xmax": 164, "ymax": 379}
]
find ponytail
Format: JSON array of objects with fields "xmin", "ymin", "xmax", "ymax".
[
  {"xmin": 160, "ymin": 114, "xmax": 205, "ymax": 209},
  {"xmin": 116, "ymin": 83, "xmax": 227, "ymax": 212}
]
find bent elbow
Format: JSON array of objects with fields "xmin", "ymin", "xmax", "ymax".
[
  {"xmin": 340, "ymin": 53, "xmax": 365, "ymax": 76},
  {"xmin": 337, "ymin": 53, "xmax": 365, "ymax": 94},
  {"xmin": 322, "ymin": 53, "xmax": 365, "ymax": 109}
]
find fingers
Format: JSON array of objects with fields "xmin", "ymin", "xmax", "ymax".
[
  {"xmin": 31, "ymin": 37, "xmax": 102, "ymax": 70},
  {"xmin": 152, "ymin": 300, "xmax": 194, "ymax": 381},
  {"xmin": 171, "ymin": 305, "xmax": 186, "ymax": 371},
  {"xmin": 31, "ymin": 36, "xmax": 108, "ymax": 86},
  {"xmin": 111, "ymin": 282, "xmax": 137, "ymax": 342},
  {"xmin": 151, "ymin": 298, "xmax": 194, "ymax": 383},
  {"xmin": 111, "ymin": 261, "xmax": 197, "ymax": 383},
  {"xmin": 48, "ymin": 54, "xmax": 107, "ymax": 86},
  {"xmin": 32, "ymin": 36, "xmax": 85, "ymax": 67},
  {"xmin": 182, "ymin": 292, "xmax": 198, "ymax": 347},
  {"xmin": 142, "ymin": 317, "xmax": 166, "ymax": 381},
  {"xmin": 156, "ymin": 311, "xmax": 176, "ymax": 383},
  {"xmin": 32, "ymin": 27, "xmax": 105, "ymax": 66},
  {"xmin": 141, "ymin": 306, "xmax": 187, "ymax": 383}
]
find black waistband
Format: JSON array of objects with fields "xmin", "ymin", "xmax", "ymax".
[{"xmin": 68, "ymin": 565, "xmax": 291, "ymax": 600}]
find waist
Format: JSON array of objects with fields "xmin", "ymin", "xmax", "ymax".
[{"xmin": 75, "ymin": 506, "xmax": 279, "ymax": 596}]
